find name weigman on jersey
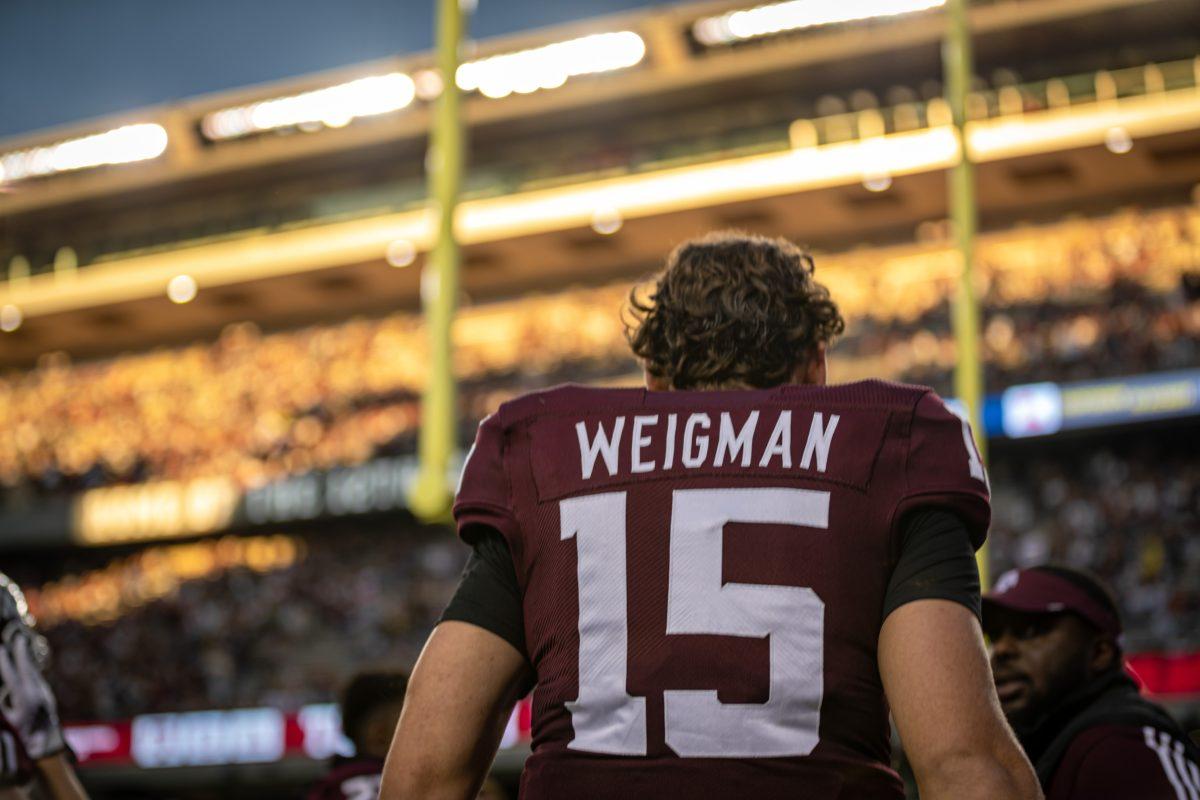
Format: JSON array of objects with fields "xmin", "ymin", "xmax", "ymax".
[{"xmin": 574, "ymin": 408, "xmax": 840, "ymax": 480}]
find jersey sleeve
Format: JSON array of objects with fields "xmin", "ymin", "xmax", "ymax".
[
  {"xmin": 439, "ymin": 528, "xmax": 528, "ymax": 659},
  {"xmin": 896, "ymin": 392, "xmax": 991, "ymax": 550},
  {"xmin": 453, "ymin": 412, "xmax": 520, "ymax": 545},
  {"xmin": 882, "ymin": 508, "xmax": 982, "ymax": 621},
  {"xmin": 1047, "ymin": 724, "xmax": 1200, "ymax": 800}
]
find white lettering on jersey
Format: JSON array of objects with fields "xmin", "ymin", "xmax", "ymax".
[
  {"xmin": 662, "ymin": 413, "xmax": 678, "ymax": 470},
  {"xmin": 945, "ymin": 400, "xmax": 989, "ymax": 487},
  {"xmin": 341, "ymin": 774, "xmax": 382, "ymax": 800},
  {"xmin": 759, "ymin": 410, "xmax": 793, "ymax": 468},
  {"xmin": 1145, "ymin": 726, "xmax": 1200, "ymax": 800},
  {"xmin": 631, "ymin": 415, "xmax": 659, "ymax": 474},
  {"xmin": 574, "ymin": 409, "xmax": 838, "ymax": 479},
  {"xmin": 576, "ymin": 417, "xmax": 626, "ymax": 479},
  {"xmin": 799, "ymin": 413, "xmax": 840, "ymax": 473},
  {"xmin": 681, "ymin": 413, "xmax": 711, "ymax": 468},
  {"xmin": 714, "ymin": 411, "xmax": 759, "ymax": 467}
]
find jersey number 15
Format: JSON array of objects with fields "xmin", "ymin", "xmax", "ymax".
[{"xmin": 561, "ymin": 487, "xmax": 829, "ymax": 758}]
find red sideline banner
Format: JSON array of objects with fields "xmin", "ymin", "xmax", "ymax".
[
  {"xmin": 66, "ymin": 698, "xmax": 534, "ymax": 769},
  {"xmin": 1128, "ymin": 652, "xmax": 1200, "ymax": 698}
]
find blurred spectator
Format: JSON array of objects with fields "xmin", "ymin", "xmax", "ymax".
[
  {"xmin": 307, "ymin": 671, "xmax": 408, "ymax": 800},
  {"xmin": 13, "ymin": 526, "xmax": 462, "ymax": 722},
  {"xmin": 989, "ymin": 424, "xmax": 1200, "ymax": 653}
]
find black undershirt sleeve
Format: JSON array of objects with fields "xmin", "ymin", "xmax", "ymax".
[
  {"xmin": 440, "ymin": 507, "xmax": 981, "ymax": 662},
  {"xmin": 439, "ymin": 527, "xmax": 528, "ymax": 659},
  {"xmin": 882, "ymin": 508, "xmax": 982, "ymax": 621}
]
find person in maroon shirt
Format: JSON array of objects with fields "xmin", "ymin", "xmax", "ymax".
[
  {"xmin": 308, "ymin": 672, "xmax": 408, "ymax": 800},
  {"xmin": 383, "ymin": 233, "xmax": 1040, "ymax": 799},
  {"xmin": 984, "ymin": 565, "xmax": 1200, "ymax": 800}
]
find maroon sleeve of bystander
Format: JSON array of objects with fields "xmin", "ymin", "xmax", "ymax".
[{"xmin": 1046, "ymin": 723, "xmax": 1200, "ymax": 800}]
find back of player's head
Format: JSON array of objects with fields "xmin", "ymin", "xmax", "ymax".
[
  {"xmin": 626, "ymin": 231, "xmax": 844, "ymax": 390},
  {"xmin": 341, "ymin": 671, "xmax": 409, "ymax": 755}
]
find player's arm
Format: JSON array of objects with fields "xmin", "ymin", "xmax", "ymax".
[
  {"xmin": 383, "ymin": 412, "xmax": 530, "ymax": 798},
  {"xmin": 882, "ymin": 394, "xmax": 1037, "ymax": 797},
  {"xmin": 380, "ymin": 621, "xmax": 530, "ymax": 800},
  {"xmin": 880, "ymin": 599, "xmax": 1041, "ymax": 800},
  {"xmin": 0, "ymin": 634, "xmax": 90, "ymax": 800},
  {"xmin": 0, "ymin": 727, "xmax": 29, "ymax": 800},
  {"xmin": 32, "ymin": 755, "xmax": 89, "ymax": 800}
]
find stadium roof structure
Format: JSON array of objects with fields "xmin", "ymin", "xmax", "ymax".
[{"xmin": 0, "ymin": 0, "xmax": 1198, "ymax": 366}]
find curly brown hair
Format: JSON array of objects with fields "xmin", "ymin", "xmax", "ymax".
[{"xmin": 625, "ymin": 231, "xmax": 844, "ymax": 390}]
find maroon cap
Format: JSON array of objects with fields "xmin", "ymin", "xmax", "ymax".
[{"xmin": 983, "ymin": 567, "xmax": 1122, "ymax": 639}]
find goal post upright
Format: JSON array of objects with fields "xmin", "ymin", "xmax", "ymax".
[
  {"xmin": 410, "ymin": 0, "xmax": 467, "ymax": 523},
  {"xmin": 944, "ymin": 0, "xmax": 989, "ymax": 587}
]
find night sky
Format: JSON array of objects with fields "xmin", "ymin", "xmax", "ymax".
[{"xmin": 0, "ymin": 0, "xmax": 668, "ymax": 140}]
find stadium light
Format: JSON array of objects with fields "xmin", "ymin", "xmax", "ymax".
[
  {"xmin": 456, "ymin": 31, "xmax": 646, "ymax": 100},
  {"xmin": 167, "ymin": 274, "xmax": 198, "ymax": 304},
  {"xmin": 862, "ymin": 172, "xmax": 893, "ymax": 192},
  {"xmin": 201, "ymin": 73, "xmax": 417, "ymax": 141},
  {"xmin": 0, "ymin": 124, "xmax": 168, "ymax": 184},
  {"xmin": 591, "ymin": 206, "xmax": 623, "ymax": 234},
  {"xmin": 1104, "ymin": 126, "xmax": 1133, "ymax": 154},
  {"xmin": 413, "ymin": 69, "xmax": 446, "ymax": 101},
  {"xmin": 386, "ymin": 239, "xmax": 418, "ymax": 268},
  {"xmin": 693, "ymin": 0, "xmax": 946, "ymax": 46},
  {"xmin": 0, "ymin": 304, "xmax": 21, "ymax": 333}
]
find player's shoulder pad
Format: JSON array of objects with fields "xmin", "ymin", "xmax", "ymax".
[
  {"xmin": 907, "ymin": 389, "xmax": 988, "ymax": 482},
  {"xmin": 912, "ymin": 388, "xmax": 962, "ymax": 425},
  {"xmin": 493, "ymin": 383, "xmax": 646, "ymax": 427},
  {"xmin": 458, "ymin": 387, "xmax": 596, "ymax": 509},
  {"xmin": 455, "ymin": 412, "xmax": 512, "ymax": 525},
  {"xmin": 894, "ymin": 388, "xmax": 991, "ymax": 546},
  {"xmin": 798, "ymin": 378, "xmax": 932, "ymax": 411}
]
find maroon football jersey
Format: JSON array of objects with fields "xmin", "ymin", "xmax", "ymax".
[
  {"xmin": 455, "ymin": 380, "xmax": 990, "ymax": 799},
  {"xmin": 306, "ymin": 757, "xmax": 384, "ymax": 800},
  {"xmin": 1046, "ymin": 724, "xmax": 1200, "ymax": 800}
]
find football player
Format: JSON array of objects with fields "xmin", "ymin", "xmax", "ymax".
[
  {"xmin": 0, "ymin": 574, "xmax": 89, "ymax": 800},
  {"xmin": 382, "ymin": 233, "xmax": 1041, "ymax": 799}
]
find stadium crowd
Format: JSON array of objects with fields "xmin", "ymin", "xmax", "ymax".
[
  {"xmin": 989, "ymin": 429, "xmax": 1200, "ymax": 653},
  {"xmin": 1, "ymin": 204, "xmax": 1198, "ymax": 500},
  {"xmin": 17, "ymin": 526, "xmax": 462, "ymax": 721},
  {"xmin": 841, "ymin": 273, "xmax": 1200, "ymax": 394}
]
